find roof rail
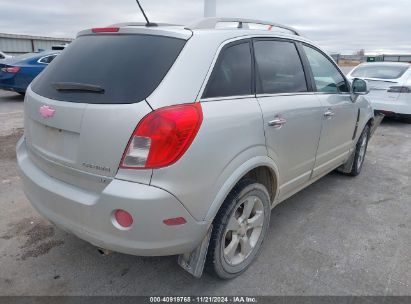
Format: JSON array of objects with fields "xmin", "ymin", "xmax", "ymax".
[
  {"xmin": 186, "ymin": 17, "xmax": 301, "ymax": 36},
  {"xmin": 110, "ymin": 22, "xmax": 182, "ymax": 28}
]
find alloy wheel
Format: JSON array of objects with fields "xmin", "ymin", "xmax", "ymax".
[{"xmin": 222, "ymin": 196, "xmax": 264, "ymax": 266}]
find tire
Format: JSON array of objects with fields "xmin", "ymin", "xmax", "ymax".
[
  {"xmin": 401, "ymin": 115, "xmax": 411, "ymax": 124},
  {"xmin": 348, "ymin": 125, "xmax": 370, "ymax": 176},
  {"xmin": 206, "ymin": 179, "xmax": 271, "ymax": 279}
]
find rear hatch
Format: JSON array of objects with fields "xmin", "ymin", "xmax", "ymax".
[{"xmin": 26, "ymin": 30, "xmax": 188, "ymax": 187}]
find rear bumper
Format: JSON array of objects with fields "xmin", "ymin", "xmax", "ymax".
[
  {"xmin": 0, "ymin": 76, "xmax": 26, "ymax": 93},
  {"xmin": 370, "ymin": 98, "xmax": 411, "ymax": 115},
  {"xmin": 0, "ymin": 83, "xmax": 25, "ymax": 93},
  {"xmin": 17, "ymin": 138, "xmax": 209, "ymax": 256}
]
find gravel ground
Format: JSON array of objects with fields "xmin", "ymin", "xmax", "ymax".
[
  {"xmin": 0, "ymin": 91, "xmax": 23, "ymax": 136},
  {"xmin": 0, "ymin": 90, "xmax": 410, "ymax": 296}
]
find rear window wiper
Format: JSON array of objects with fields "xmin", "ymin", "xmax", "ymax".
[{"xmin": 52, "ymin": 82, "xmax": 105, "ymax": 93}]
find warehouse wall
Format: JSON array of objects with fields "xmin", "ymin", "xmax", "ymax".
[
  {"xmin": 0, "ymin": 37, "xmax": 32, "ymax": 55},
  {"xmin": 0, "ymin": 33, "xmax": 73, "ymax": 56}
]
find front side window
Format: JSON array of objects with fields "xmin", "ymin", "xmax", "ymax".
[
  {"xmin": 254, "ymin": 40, "xmax": 307, "ymax": 94},
  {"xmin": 203, "ymin": 42, "xmax": 252, "ymax": 98},
  {"xmin": 303, "ymin": 45, "xmax": 349, "ymax": 93}
]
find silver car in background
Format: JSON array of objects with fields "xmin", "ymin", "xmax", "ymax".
[
  {"xmin": 17, "ymin": 18, "xmax": 379, "ymax": 279},
  {"xmin": 347, "ymin": 62, "xmax": 411, "ymax": 123}
]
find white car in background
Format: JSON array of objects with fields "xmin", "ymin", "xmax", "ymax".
[
  {"xmin": 0, "ymin": 51, "xmax": 13, "ymax": 61},
  {"xmin": 347, "ymin": 62, "xmax": 411, "ymax": 123}
]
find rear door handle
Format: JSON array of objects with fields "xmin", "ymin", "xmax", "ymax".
[
  {"xmin": 268, "ymin": 117, "xmax": 287, "ymax": 128},
  {"xmin": 324, "ymin": 109, "xmax": 335, "ymax": 119}
]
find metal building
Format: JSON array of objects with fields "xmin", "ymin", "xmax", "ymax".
[
  {"xmin": 0, "ymin": 33, "xmax": 73, "ymax": 56},
  {"xmin": 366, "ymin": 54, "xmax": 411, "ymax": 63}
]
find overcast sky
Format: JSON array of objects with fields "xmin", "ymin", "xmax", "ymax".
[{"xmin": 0, "ymin": 0, "xmax": 410, "ymax": 54}]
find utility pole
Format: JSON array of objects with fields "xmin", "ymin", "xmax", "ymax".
[{"xmin": 204, "ymin": 0, "xmax": 216, "ymax": 17}]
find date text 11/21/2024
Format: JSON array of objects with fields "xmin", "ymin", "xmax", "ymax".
[{"xmin": 149, "ymin": 296, "xmax": 257, "ymax": 303}]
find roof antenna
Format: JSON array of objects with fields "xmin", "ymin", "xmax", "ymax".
[{"xmin": 135, "ymin": 0, "xmax": 156, "ymax": 26}]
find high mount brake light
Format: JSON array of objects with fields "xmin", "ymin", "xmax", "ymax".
[
  {"xmin": 92, "ymin": 27, "xmax": 120, "ymax": 33},
  {"xmin": 120, "ymin": 103, "xmax": 203, "ymax": 169},
  {"xmin": 1, "ymin": 66, "xmax": 21, "ymax": 74}
]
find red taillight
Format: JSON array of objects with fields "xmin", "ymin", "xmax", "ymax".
[
  {"xmin": 120, "ymin": 103, "xmax": 203, "ymax": 169},
  {"xmin": 92, "ymin": 27, "xmax": 120, "ymax": 33},
  {"xmin": 114, "ymin": 209, "xmax": 133, "ymax": 228},
  {"xmin": 1, "ymin": 66, "xmax": 21, "ymax": 74},
  {"xmin": 388, "ymin": 86, "xmax": 411, "ymax": 93}
]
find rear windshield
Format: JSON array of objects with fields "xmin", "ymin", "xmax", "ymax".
[
  {"xmin": 31, "ymin": 34, "xmax": 186, "ymax": 104},
  {"xmin": 351, "ymin": 65, "xmax": 409, "ymax": 79}
]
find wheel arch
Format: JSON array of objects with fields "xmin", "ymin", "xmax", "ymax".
[
  {"xmin": 366, "ymin": 116, "xmax": 374, "ymax": 128},
  {"xmin": 354, "ymin": 101, "xmax": 375, "ymax": 144},
  {"xmin": 204, "ymin": 156, "xmax": 279, "ymax": 222}
]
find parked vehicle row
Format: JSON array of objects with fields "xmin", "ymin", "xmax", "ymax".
[
  {"xmin": 0, "ymin": 51, "xmax": 60, "ymax": 95},
  {"xmin": 16, "ymin": 18, "xmax": 381, "ymax": 279}
]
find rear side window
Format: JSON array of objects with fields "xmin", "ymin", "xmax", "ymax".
[
  {"xmin": 203, "ymin": 42, "xmax": 252, "ymax": 98},
  {"xmin": 38, "ymin": 54, "xmax": 57, "ymax": 64},
  {"xmin": 351, "ymin": 65, "xmax": 409, "ymax": 79},
  {"xmin": 254, "ymin": 40, "xmax": 307, "ymax": 94},
  {"xmin": 303, "ymin": 45, "xmax": 349, "ymax": 93},
  {"xmin": 31, "ymin": 35, "xmax": 186, "ymax": 104}
]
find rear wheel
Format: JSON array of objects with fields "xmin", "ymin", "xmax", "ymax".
[
  {"xmin": 401, "ymin": 114, "xmax": 411, "ymax": 124},
  {"xmin": 206, "ymin": 179, "xmax": 271, "ymax": 279},
  {"xmin": 348, "ymin": 125, "xmax": 370, "ymax": 176}
]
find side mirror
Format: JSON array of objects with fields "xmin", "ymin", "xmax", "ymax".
[{"xmin": 352, "ymin": 78, "xmax": 369, "ymax": 95}]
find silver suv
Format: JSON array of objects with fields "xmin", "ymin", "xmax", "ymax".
[{"xmin": 17, "ymin": 18, "xmax": 380, "ymax": 279}]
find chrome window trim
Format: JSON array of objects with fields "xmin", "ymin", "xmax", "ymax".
[
  {"xmin": 37, "ymin": 54, "xmax": 58, "ymax": 65},
  {"xmin": 256, "ymin": 92, "xmax": 316, "ymax": 98},
  {"xmin": 256, "ymin": 91, "xmax": 352, "ymax": 99},
  {"xmin": 313, "ymin": 92, "xmax": 351, "ymax": 96},
  {"xmin": 200, "ymin": 91, "xmax": 352, "ymax": 102},
  {"xmin": 200, "ymin": 94, "xmax": 256, "ymax": 102}
]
